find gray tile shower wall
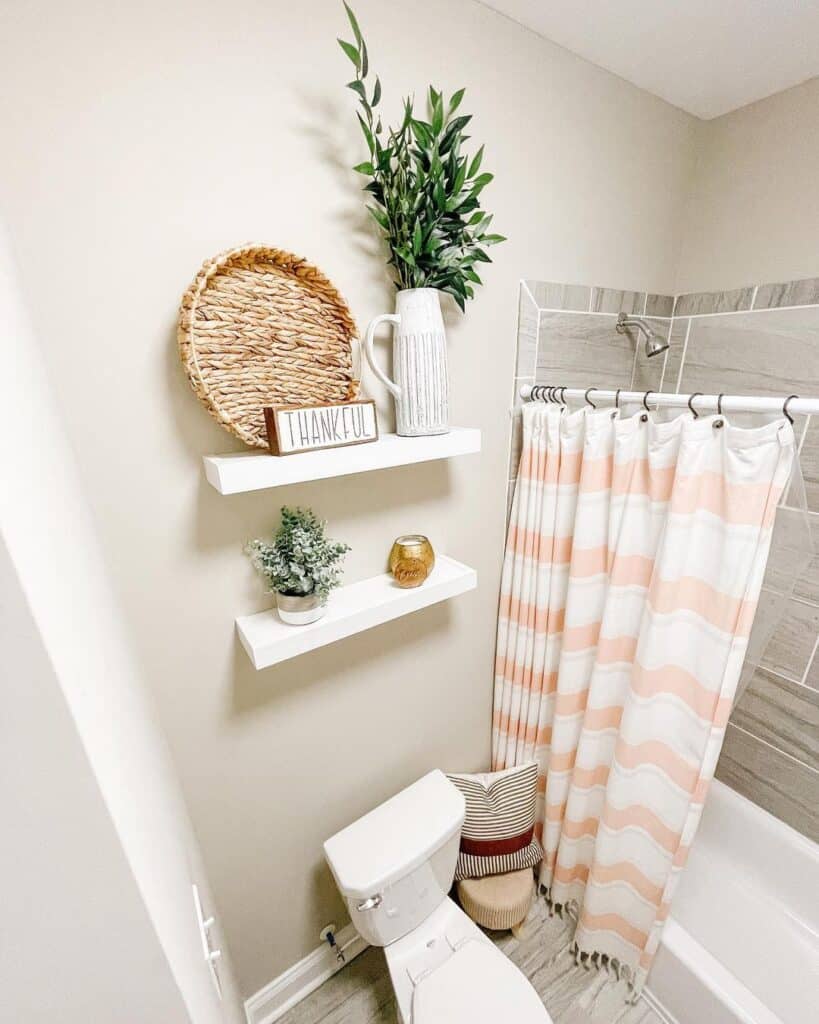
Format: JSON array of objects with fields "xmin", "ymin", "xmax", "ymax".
[{"xmin": 509, "ymin": 276, "xmax": 819, "ymax": 843}]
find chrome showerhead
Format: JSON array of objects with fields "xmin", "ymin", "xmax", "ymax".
[{"xmin": 616, "ymin": 313, "xmax": 669, "ymax": 358}]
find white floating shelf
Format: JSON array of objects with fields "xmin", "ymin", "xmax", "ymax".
[
  {"xmin": 236, "ymin": 555, "xmax": 477, "ymax": 669},
  {"xmin": 203, "ymin": 427, "xmax": 481, "ymax": 494}
]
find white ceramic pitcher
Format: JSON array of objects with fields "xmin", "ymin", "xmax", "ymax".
[{"xmin": 364, "ymin": 288, "xmax": 449, "ymax": 436}]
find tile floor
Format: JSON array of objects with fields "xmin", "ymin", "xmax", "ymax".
[{"xmin": 278, "ymin": 898, "xmax": 665, "ymax": 1024}]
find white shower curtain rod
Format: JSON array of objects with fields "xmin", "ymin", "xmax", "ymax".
[{"xmin": 519, "ymin": 384, "xmax": 819, "ymax": 417}]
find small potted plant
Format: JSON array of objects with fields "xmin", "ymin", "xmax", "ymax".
[{"xmin": 246, "ymin": 507, "xmax": 350, "ymax": 625}]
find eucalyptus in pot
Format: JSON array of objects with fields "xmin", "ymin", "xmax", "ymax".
[
  {"xmin": 338, "ymin": 3, "xmax": 505, "ymax": 436},
  {"xmin": 246, "ymin": 507, "xmax": 350, "ymax": 625}
]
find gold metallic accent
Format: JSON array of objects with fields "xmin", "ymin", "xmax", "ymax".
[{"xmin": 388, "ymin": 534, "xmax": 435, "ymax": 589}]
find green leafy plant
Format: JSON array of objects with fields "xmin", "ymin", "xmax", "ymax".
[
  {"xmin": 338, "ymin": 3, "xmax": 505, "ymax": 311},
  {"xmin": 246, "ymin": 507, "xmax": 350, "ymax": 601}
]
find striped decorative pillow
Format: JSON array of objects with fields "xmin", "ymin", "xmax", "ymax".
[{"xmin": 447, "ymin": 763, "xmax": 543, "ymax": 881}]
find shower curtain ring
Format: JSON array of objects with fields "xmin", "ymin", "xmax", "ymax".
[
  {"xmin": 560, "ymin": 386, "xmax": 567, "ymax": 404},
  {"xmin": 717, "ymin": 393, "xmax": 724, "ymax": 415},
  {"xmin": 688, "ymin": 392, "xmax": 702, "ymax": 418},
  {"xmin": 783, "ymin": 395, "xmax": 798, "ymax": 424},
  {"xmin": 642, "ymin": 391, "xmax": 652, "ymax": 411},
  {"xmin": 584, "ymin": 387, "xmax": 597, "ymax": 409},
  {"xmin": 614, "ymin": 388, "xmax": 622, "ymax": 409}
]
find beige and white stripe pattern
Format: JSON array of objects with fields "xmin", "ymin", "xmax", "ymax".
[{"xmin": 493, "ymin": 402, "xmax": 794, "ymax": 991}]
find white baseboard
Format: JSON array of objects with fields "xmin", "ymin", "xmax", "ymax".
[
  {"xmin": 244, "ymin": 923, "xmax": 369, "ymax": 1024},
  {"xmin": 642, "ymin": 986, "xmax": 680, "ymax": 1024}
]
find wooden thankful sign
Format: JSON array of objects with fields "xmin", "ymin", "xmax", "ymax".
[{"xmin": 264, "ymin": 400, "xmax": 379, "ymax": 456}]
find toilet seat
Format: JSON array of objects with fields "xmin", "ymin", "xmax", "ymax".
[{"xmin": 410, "ymin": 938, "xmax": 552, "ymax": 1023}]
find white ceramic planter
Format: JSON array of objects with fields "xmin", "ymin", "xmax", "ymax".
[
  {"xmin": 275, "ymin": 591, "xmax": 326, "ymax": 626},
  {"xmin": 364, "ymin": 288, "xmax": 449, "ymax": 436}
]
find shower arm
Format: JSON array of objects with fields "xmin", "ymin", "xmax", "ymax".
[{"xmin": 616, "ymin": 313, "xmax": 653, "ymax": 340}]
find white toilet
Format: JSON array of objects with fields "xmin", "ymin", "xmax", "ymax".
[{"xmin": 324, "ymin": 769, "xmax": 553, "ymax": 1024}]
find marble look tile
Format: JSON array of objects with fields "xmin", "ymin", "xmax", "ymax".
[
  {"xmin": 716, "ymin": 723, "xmax": 819, "ymax": 843},
  {"xmin": 645, "ymin": 293, "xmax": 675, "ymax": 318},
  {"xmin": 517, "ymin": 284, "xmax": 540, "ymax": 377},
  {"xmin": 759, "ymin": 596, "xmax": 819, "ymax": 682},
  {"xmin": 673, "ymin": 287, "xmax": 755, "ymax": 317},
  {"xmin": 754, "ymin": 277, "xmax": 819, "ymax": 310},
  {"xmin": 659, "ymin": 317, "xmax": 690, "ymax": 395},
  {"xmin": 794, "ymin": 512, "xmax": 819, "ymax": 605},
  {"xmin": 798, "ymin": 415, "xmax": 819, "ymax": 513},
  {"xmin": 732, "ymin": 667, "xmax": 819, "ymax": 771},
  {"xmin": 763, "ymin": 507, "xmax": 819, "ymax": 606},
  {"xmin": 677, "ymin": 306, "xmax": 819, "ymax": 404},
  {"xmin": 524, "ymin": 280, "xmax": 591, "ymax": 313},
  {"xmin": 536, "ymin": 313, "xmax": 633, "ymax": 392},
  {"xmin": 806, "ymin": 647, "xmax": 819, "ymax": 691},
  {"xmin": 277, "ymin": 896, "xmax": 664, "ymax": 1024},
  {"xmin": 589, "ymin": 288, "xmax": 645, "ymax": 315}
]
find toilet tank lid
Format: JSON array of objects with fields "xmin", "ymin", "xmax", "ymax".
[{"xmin": 323, "ymin": 770, "xmax": 465, "ymax": 900}]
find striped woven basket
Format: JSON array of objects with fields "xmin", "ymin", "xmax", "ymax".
[{"xmin": 178, "ymin": 244, "xmax": 359, "ymax": 448}]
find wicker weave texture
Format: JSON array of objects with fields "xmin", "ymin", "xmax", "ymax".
[{"xmin": 178, "ymin": 244, "xmax": 359, "ymax": 448}]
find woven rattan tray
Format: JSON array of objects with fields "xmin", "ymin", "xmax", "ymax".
[{"xmin": 178, "ymin": 244, "xmax": 359, "ymax": 448}]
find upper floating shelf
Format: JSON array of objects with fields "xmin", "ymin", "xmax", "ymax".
[{"xmin": 203, "ymin": 427, "xmax": 481, "ymax": 494}]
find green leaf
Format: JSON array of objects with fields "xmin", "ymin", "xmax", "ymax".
[
  {"xmin": 449, "ymin": 87, "xmax": 466, "ymax": 113},
  {"xmin": 395, "ymin": 246, "xmax": 416, "ymax": 267},
  {"xmin": 360, "ymin": 36, "xmax": 368, "ymax": 78},
  {"xmin": 344, "ymin": 2, "xmax": 363, "ymax": 43},
  {"xmin": 337, "ymin": 38, "xmax": 360, "ymax": 68},
  {"xmin": 347, "ymin": 79, "xmax": 366, "ymax": 102},
  {"xmin": 467, "ymin": 144, "xmax": 484, "ymax": 179},
  {"xmin": 443, "ymin": 114, "xmax": 471, "ymax": 139},
  {"xmin": 353, "ymin": 161, "xmax": 374, "ymax": 175},
  {"xmin": 367, "ymin": 205, "xmax": 390, "ymax": 230},
  {"xmin": 412, "ymin": 220, "xmax": 422, "ymax": 254},
  {"xmin": 471, "ymin": 172, "xmax": 494, "ymax": 191},
  {"xmin": 431, "ymin": 94, "xmax": 444, "ymax": 135},
  {"xmin": 357, "ymin": 111, "xmax": 374, "ymax": 152},
  {"xmin": 480, "ymin": 233, "xmax": 506, "ymax": 244},
  {"xmin": 372, "ymin": 76, "xmax": 381, "ymax": 106}
]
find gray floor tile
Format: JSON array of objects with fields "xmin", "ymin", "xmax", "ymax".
[{"xmin": 277, "ymin": 899, "xmax": 666, "ymax": 1024}]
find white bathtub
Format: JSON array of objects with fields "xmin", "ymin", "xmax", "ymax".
[{"xmin": 645, "ymin": 780, "xmax": 819, "ymax": 1024}]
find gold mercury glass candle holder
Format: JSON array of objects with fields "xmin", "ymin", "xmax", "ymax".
[{"xmin": 388, "ymin": 534, "xmax": 435, "ymax": 588}]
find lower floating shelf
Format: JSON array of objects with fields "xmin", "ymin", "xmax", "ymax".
[{"xmin": 236, "ymin": 555, "xmax": 477, "ymax": 669}]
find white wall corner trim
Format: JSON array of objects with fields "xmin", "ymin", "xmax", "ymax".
[
  {"xmin": 641, "ymin": 987, "xmax": 680, "ymax": 1024},
  {"xmin": 244, "ymin": 924, "xmax": 368, "ymax": 1024}
]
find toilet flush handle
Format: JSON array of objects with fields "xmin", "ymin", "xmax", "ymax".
[{"xmin": 357, "ymin": 894, "xmax": 383, "ymax": 912}]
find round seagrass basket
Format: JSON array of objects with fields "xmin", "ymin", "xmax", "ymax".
[{"xmin": 178, "ymin": 244, "xmax": 360, "ymax": 448}]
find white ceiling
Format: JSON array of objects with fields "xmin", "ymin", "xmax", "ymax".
[{"xmin": 479, "ymin": 0, "xmax": 819, "ymax": 119}]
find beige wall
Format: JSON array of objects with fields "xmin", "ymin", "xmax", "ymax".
[
  {"xmin": 676, "ymin": 77, "xmax": 819, "ymax": 293},
  {"xmin": 0, "ymin": 0, "xmax": 696, "ymax": 996},
  {"xmin": 0, "ymin": 228, "xmax": 243, "ymax": 1023}
]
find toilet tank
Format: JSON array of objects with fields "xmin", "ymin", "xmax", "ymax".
[{"xmin": 324, "ymin": 770, "xmax": 465, "ymax": 947}]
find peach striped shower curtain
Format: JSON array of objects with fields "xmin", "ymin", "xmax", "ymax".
[{"xmin": 493, "ymin": 403, "xmax": 794, "ymax": 991}]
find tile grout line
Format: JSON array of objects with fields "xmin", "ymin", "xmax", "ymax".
[
  {"xmin": 727, "ymin": 721, "xmax": 819, "ymax": 776},
  {"xmin": 799, "ymin": 630, "xmax": 819, "ymax": 688},
  {"xmin": 750, "ymin": 284, "xmax": 759, "ymax": 310},
  {"xmin": 530, "ymin": 299, "xmax": 819, "ymax": 320},
  {"xmin": 675, "ymin": 319, "xmax": 691, "ymax": 394}
]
